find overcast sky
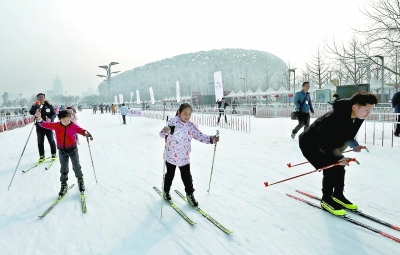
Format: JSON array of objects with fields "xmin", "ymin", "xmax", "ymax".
[{"xmin": 0, "ymin": 0, "xmax": 369, "ymax": 99}]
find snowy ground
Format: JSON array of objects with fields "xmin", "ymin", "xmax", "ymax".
[{"xmin": 0, "ymin": 109, "xmax": 399, "ymax": 255}]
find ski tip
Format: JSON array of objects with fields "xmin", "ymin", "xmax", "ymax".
[
  {"xmin": 287, "ymin": 163, "xmax": 292, "ymax": 168},
  {"xmin": 264, "ymin": 182, "xmax": 269, "ymax": 187}
]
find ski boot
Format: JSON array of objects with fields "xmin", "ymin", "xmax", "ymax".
[
  {"xmin": 332, "ymin": 193, "xmax": 358, "ymax": 210},
  {"xmin": 163, "ymin": 191, "xmax": 172, "ymax": 201},
  {"xmin": 38, "ymin": 156, "xmax": 45, "ymax": 163},
  {"xmin": 186, "ymin": 193, "xmax": 199, "ymax": 207},
  {"xmin": 51, "ymin": 154, "xmax": 57, "ymax": 161},
  {"xmin": 59, "ymin": 182, "xmax": 68, "ymax": 197},
  {"xmin": 320, "ymin": 196, "xmax": 346, "ymax": 216},
  {"xmin": 78, "ymin": 178, "xmax": 85, "ymax": 193}
]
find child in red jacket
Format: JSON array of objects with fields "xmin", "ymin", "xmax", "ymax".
[{"xmin": 35, "ymin": 110, "xmax": 92, "ymax": 196}]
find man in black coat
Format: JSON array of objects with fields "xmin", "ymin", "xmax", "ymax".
[
  {"xmin": 216, "ymin": 98, "xmax": 230, "ymax": 124},
  {"xmin": 29, "ymin": 93, "xmax": 57, "ymax": 162},
  {"xmin": 299, "ymin": 92, "xmax": 377, "ymax": 216},
  {"xmin": 391, "ymin": 90, "xmax": 400, "ymax": 137}
]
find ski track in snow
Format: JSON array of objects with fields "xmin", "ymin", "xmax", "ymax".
[{"xmin": 0, "ymin": 109, "xmax": 399, "ymax": 255}]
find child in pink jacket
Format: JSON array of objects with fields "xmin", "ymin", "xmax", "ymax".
[{"xmin": 160, "ymin": 103, "xmax": 219, "ymax": 207}]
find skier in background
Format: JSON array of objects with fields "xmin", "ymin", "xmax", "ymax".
[
  {"xmin": 29, "ymin": 93, "xmax": 57, "ymax": 162},
  {"xmin": 120, "ymin": 103, "xmax": 128, "ymax": 124}
]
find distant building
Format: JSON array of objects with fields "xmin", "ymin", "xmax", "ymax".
[
  {"xmin": 45, "ymin": 76, "xmax": 64, "ymax": 97},
  {"xmin": 2, "ymin": 92, "xmax": 9, "ymax": 103}
]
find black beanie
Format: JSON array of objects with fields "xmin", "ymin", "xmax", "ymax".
[{"xmin": 58, "ymin": 110, "xmax": 71, "ymax": 119}]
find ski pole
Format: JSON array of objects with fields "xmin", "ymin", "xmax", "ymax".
[
  {"xmin": 8, "ymin": 104, "xmax": 43, "ymax": 190},
  {"xmin": 265, "ymin": 158, "xmax": 358, "ymax": 188},
  {"xmin": 8, "ymin": 121, "xmax": 36, "ymax": 190},
  {"xmin": 207, "ymin": 130, "xmax": 219, "ymax": 193},
  {"xmin": 160, "ymin": 116, "xmax": 169, "ymax": 218},
  {"xmin": 287, "ymin": 147, "xmax": 368, "ymax": 168},
  {"xmin": 86, "ymin": 135, "xmax": 98, "ymax": 183}
]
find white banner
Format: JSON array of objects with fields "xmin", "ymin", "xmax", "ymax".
[
  {"xmin": 176, "ymin": 81, "xmax": 181, "ymax": 103},
  {"xmin": 136, "ymin": 90, "xmax": 140, "ymax": 104},
  {"xmin": 149, "ymin": 87, "xmax": 156, "ymax": 105},
  {"xmin": 119, "ymin": 94, "xmax": 124, "ymax": 104},
  {"xmin": 114, "ymin": 95, "xmax": 118, "ymax": 104},
  {"xmin": 130, "ymin": 92, "xmax": 133, "ymax": 102},
  {"xmin": 214, "ymin": 71, "xmax": 224, "ymax": 101}
]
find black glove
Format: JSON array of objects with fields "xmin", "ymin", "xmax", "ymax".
[{"xmin": 169, "ymin": 125, "xmax": 175, "ymax": 135}]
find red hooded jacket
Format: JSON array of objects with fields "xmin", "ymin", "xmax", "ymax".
[{"xmin": 39, "ymin": 121, "xmax": 86, "ymax": 150}]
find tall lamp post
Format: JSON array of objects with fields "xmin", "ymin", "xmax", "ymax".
[
  {"xmin": 208, "ymin": 82, "xmax": 213, "ymax": 95},
  {"xmin": 97, "ymin": 62, "xmax": 120, "ymax": 103},
  {"xmin": 289, "ymin": 68, "xmax": 297, "ymax": 97},
  {"xmin": 239, "ymin": 77, "xmax": 246, "ymax": 99},
  {"xmin": 373, "ymin": 56, "xmax": 384, "ymax": 102}
]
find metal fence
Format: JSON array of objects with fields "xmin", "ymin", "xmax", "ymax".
[{"xmin": 141, "ymin": 108, "xmax": 251, "ymax": 132}]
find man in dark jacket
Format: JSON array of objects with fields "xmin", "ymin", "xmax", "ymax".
[
  {"xmin": 391, "ymin": 91, "xmax": 400, "ymax": 137},
  {"xmin": 216, "ymin": 98, "xmax": 230, "ymax": 124},
  {"xmin": 291, "ymin": 82, "xmax": 314, "ymax": 139},
  {"xmin": 29, "ymin": 93, "xmax": 57, "ymax": 162},
  {"xmin": 299, "ymin": 92, "xmax": 377, "ymax": 216}
]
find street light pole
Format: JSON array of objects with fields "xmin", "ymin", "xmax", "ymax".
[
  {"xmin": 97, "ymin": 62, "xmax": 120, "ymax": 103},
  {"xmin": 289, "ymin": 68, "xmax": 297, "ymax": 95},
  {"xmin": 240, "ymin": 77, "xmax": 245, "ymax": 96}
]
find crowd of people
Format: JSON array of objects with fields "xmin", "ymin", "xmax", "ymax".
[{"xmin": 10, "ymin": 87, "xmax": 398, "ymax": 216}]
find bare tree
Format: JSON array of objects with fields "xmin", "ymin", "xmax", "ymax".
[
  {"xmin": 355, "ymin": 0, "xmax": 400, "ymax": 47},
  {"xmin": 307, "ymin": 46, "xmax": 329, "ymax": 88},
  {"xmin": 325, "ymin": 36, "xmax": 371, "ymax": 84}
]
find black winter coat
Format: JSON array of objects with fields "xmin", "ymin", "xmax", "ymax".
[
  {"xmin": 29, "ymin": 100, "xmax": 56, "ymax": 126},
  {"xmin": 299, "ymin": 99, "xmax": 362, "ymax": 162}
]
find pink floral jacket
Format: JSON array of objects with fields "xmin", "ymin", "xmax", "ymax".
[{"xmin": 159, "ymin": 116, "xmax": 212, "ymax": 167}]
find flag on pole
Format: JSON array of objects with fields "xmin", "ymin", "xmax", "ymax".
[
  {"xmin": 214, "ymin": 71, "xmax": 224, "ymax": 101},
  {"xmin": 130, "ymin": 92, "xmax": 133, "ymax": 102},
  {"xmin": 176, "ymin": 81, "xmax": 181, "ymax": 103},
  {"xmin": 119, "ymin": 94, "xmax": 124, "ymax": 104},
  {"xmin": 114, "ymin": 95, "xmax": 118, "ymax": 104},
  {"xmin": 136, "ymin": 90, "xmax": 140, "ymax": 104},
  {"xmin": 149, "ymin": 87, "xmax": 156, "ymax": 105}
]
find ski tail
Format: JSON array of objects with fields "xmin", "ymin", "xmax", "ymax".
[
  {"xmin": 295, "ymin": 190, "xmax": 400, "ymax": 232},
  {"xmin": 174, "ymin": 190, "xmax": 232, "ymax": 234},
  {"xmin": 153, "ymin": 187, "xmax": 196, "ymax": 225},
  {"xmin": 287, "ymin": 193, "xmax": 400, "ymax": 244}
]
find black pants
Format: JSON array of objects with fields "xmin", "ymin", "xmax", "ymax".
[
  {"xmin": 395, "ymin": 114, "xmax": 400, "ymax": 134},
  {"xmin": 217, "ymin": 112, "xmax": 227, "ymax": 123},
  {"xmin": 300, "ymin": 145, "xmax": 345, "ymax": 199},
  {"xmin": 163, "ymin": 162, "xmax": 195, "ymax": 195},
  {"xmin": 122, "ymin": 115, "xmax": 126, "ymax": 124},
  {"xmin": 59, "ymin": 147, "xmax": 83, "ymax": 183},
  {"xmin": 36, "ymin": 126, "xmax": 57, "ymax": 156},
  {"xmin": 292, "ymin": 112, "xmax": 310, "ymax": 134}
]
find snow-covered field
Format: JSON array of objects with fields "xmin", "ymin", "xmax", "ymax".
[{"xmin": 0, "ymin": 109, "xmax": 399, "ymax": 255}]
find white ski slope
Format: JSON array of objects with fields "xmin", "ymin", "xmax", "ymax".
[{"xmin": 0, "ymin": 109, "xmax": 399, "ymax": 255}]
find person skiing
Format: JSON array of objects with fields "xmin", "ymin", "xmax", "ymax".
[
  {"xmin": 291, "ymin": 82, "xmax": 314, "ymax": 139},
  {"xmin": 120, "ymin": 103, "xmax": 128, "ymax": 124},
  {"xmin": 160, "ymin": 103, "xmax": 219, "ymax": 207},
  {"xmin": 216, "ymin": 98, "xmax": 230, "ymax": 124},
  {"xmin": 34, "ymin": 110, "xmax": 92, "ymax": 196},
  {"xmin": 29, "ymin": 93, "xmax": 57, "ymax": 162},
  {"xmin": 299, "ymin": 92, "xmax": 377, "ymax": 216}
]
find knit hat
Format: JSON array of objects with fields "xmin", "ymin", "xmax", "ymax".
[{"xmin": 58, "ymin": 110, "xmax": 71, "ymax": 119}]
